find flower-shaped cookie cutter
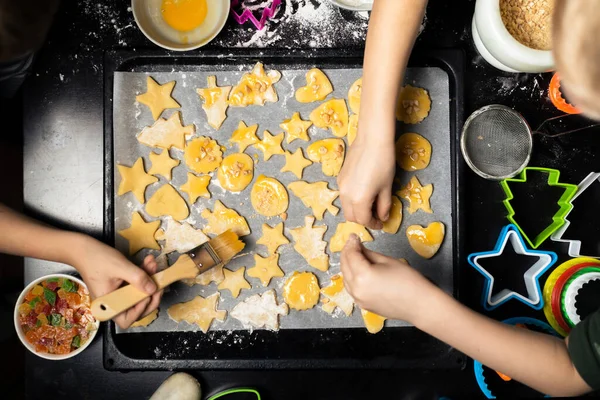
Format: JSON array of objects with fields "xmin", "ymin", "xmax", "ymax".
[
  {"xmin": 551, "ymin": 172, "xmax": 600, "ymax": 257},
  {"xmin": 468, "ymin": 224, "xmax": 557, "ymax": 311},
  {"xmin": 561, "ymin": 269, "xmax": 600, "ymax": 327},
  {"xmin": 500, "ymin": 167, "xmax": 578, "ymax": 249},
  {"xmin": 230, "ymin": 0, "xmax": 281, "ymax": 30}
]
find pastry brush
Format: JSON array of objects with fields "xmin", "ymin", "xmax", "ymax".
[{"xmin": 91, "ymin": 230, "xmax": 245, "ymax": 322}]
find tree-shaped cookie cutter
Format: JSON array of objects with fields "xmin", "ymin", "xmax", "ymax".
[
  {"xmin": 230, "ymin": 0, "xmax": 281, "ymax": 30},
  {"xmin": 551, "ymin": 172, "xmax": 600, "ymax": 257},
  {"xmin": 468, "ymin": 224, "xmax": 557, "ymax": 311},
  {"xmin": 500, "ymin": 167, "xmax": 578, "ymax": 249}
]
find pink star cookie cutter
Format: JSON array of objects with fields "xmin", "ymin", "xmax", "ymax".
[{"xmin": 230, "ymin": 0, "xmax": 282, "ymax": 30}]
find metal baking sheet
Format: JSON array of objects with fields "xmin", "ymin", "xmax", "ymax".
[{"xmin": 113, "ymin": 66, "xmax": 452, "ymax": 333}]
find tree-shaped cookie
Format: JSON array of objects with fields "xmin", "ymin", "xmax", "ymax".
[
  {"xmin": 184, "ymin": 263, "xmax": 225, "ymax": 287},
  {"xmin": 167, "ymin": 293, "xmax": 227, "ymax": 333},
  {"xmin": 256, "ymin": 222, "xmax": 289, "ymax": 255},
  {"xmin": 230, "ymin": 121, "xmax": 259, "ymax": 153},
  {"xmin": 280, "ymin": 149, "xmax": 313, "ymax": 179},
  {"xmin": 118, "ymin": 212, "xmax": 161, "ymax": 255},
  {"xmin": 196, "ymin": 75, "xmax": 231, "ymax": 130},
  {"xmin": 288, "ymin": 181, "xmax": 339, "ymax": 220},
  {"xmin": 137, "ymin": 112, "xmax": 194, "ymax": 151},
  {"xmin": 283, "ymin": 271, "xmax": 320, "ymax": 311},
  {"xmin": 136, "ymin": 76, "xmax": 180, "ymax": 120},
  {"xmin": 180, "ymin": 172, "xmax": 211, "ymax": 203},
  {"xmin": 397, "ymin": 176, "xmax": 433, "ymax": 214},
  {"xmin": 307, "ymin": 138, "xmax": 345, "ymax": 177},
  {"xmin": 321, "ymin": 274, "xmax": 354, "ymax": 316},
  {"xmin": 289, "ymin": 216, "xmax": 329, "ymax": 272},
  {"xmin": 329, "ymin": 221, "xmax": 373, "ymax": 253},
  {"xmin": 309, "ymin": 98, "xmax": 349, "ymax": 138},
  {"xmin": 229, "ymin": 62, "xmax": 281, "ymax": 107},
  {"xmin": 280, "ymin": 112, "xmax": 312, "ymax": 143},
  {"xmin": 184, "ymin": 136, "xmax": 223, "ymax": 174},
  {"xmin": 230, "ymin": 289, "xmax": 289, "ymax": 331},
  {"xmin": 200, "ymin": 200, "xmax": 250, "ymax": 237},
  {"xmin": 218, "ymin": 267, "xmax": 251, "ymax": 298},
  {"xmin": 146, "ymin": 184, "xmax": 189, "ymax": 221},
  {"xmin": 254, "ymin": 130, "xmax": 284, "ymax": 161},
  {"xmin": 117, "ymin": 157, "xmax": 158, "ymax": 204},
  {"xmin": 148, "ymin": 150, "xmax": 180, "ymax": 181},
  {"xmin": 295, "ymin": 68, "xmax": 333, "ymax": 103},
  {"xmin": 247, "ymin": 253, "xmax": 284, "ymax": 287},
  {"xmin": 154, "ymin": 218, "xmax": 209, "ymax": 254}
]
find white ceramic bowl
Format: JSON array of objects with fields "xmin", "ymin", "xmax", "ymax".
[
  {"xmin": 327, "ymin": 0, "xmax": 373, "ymax": 12},
  {"xmin": 472, "ymin": 0, "xmax": 554, "ymax": 72},
  {"xmin": 14, "ymin": 274, "xmax": 99, "ymax": 360},
  {"xmin": 132, "ymin": 0, "xmax": 229, "ymax": 51}
]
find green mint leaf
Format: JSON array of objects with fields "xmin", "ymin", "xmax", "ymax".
[
  {"xmin": 36, "ymin": 319, "xmax": 42, "ymax": 327},
  {"xmin": 62, "ymin": 279, "xmax": 78, "ymax": 293},
  {"xmin": 65, "ymin": 323, "xmax": 72, "ymax": 329},
  {"xmin": 50, "ymin": 313, "xmax": 62, "ymax": 326},
  {"xmin": 72, "ymin": 335, "xmax": 81, "ymax": 348},
  {"xmin": 29, "ymin": 297, "xmax": 41, "ymax": 308},
  {"xmin": 43, "ymin": 287, "xmax": 56, "ymax": 306},
  {"xmin": 46, "ymin": 278, "xmax": 59, "ymax": 283}
]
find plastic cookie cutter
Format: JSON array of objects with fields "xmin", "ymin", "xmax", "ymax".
[
  {"xmin": 500, "ymin": 167, "xmax": 578, "ymax": 249},
  {"xmin": 230, "ymin": 0, "xmax": 281, "ymax": 30},
  {"xmin": 548, "ymin": 73, "xmax": 581, "ymax": 115},
  {"xmin": 551, "ymin": 172, "xmax": 600, "ymax": 257},
  {"xmin": 468, "ymin": 224, "xmax": 557, "ymax": 311},
  {"xmin": 473, "ymin": 317, "xmax": 557, "ymax": 399},
  {"xmin": 207, "ymin": 388, "xmax": 261, "ymax": 400},
  {"xmin": 561, "ymin": 269, "xmax": 600, "ymax": 327}
]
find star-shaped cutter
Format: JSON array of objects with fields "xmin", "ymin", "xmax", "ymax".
[
  {"xmin": 551, "ymin": 172, "xmax": 600, "ymax": 257},
  {"xmin": 500, "ymin": 167, "xmax": 578, "ymax": 249},
  {"xmin": 231, "ymin": 0, "xmax": 281, "ymax": 30},
  {"xmin": 468, "ymin": 224, "xmax": 557, "ymax": 310}
]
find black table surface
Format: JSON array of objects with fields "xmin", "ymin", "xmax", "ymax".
[{"xmin": 21, "ymin": 0, "xmax": 600, "ymax": 399}]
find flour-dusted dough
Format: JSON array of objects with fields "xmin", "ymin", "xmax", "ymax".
[
  {"xmin": 148, "ymin": 150, "xmax": 180, "ymax": 181},
  {"xmin": 280, "ymin": 112, "xmax": 312, "ymax": 143},
  {"xmin": 146, "ymin": 184, "xmax": 189, "ymax": 221},
  {"xmin": 196, "ymin": 75, "xmax": 231, "ymax": 130},
  {"xmin": 289, "ymin": 216, "xmax": 329, "ymax": 272},
  {"xmin": 230, "ymin": 289, "xmax": 288, "ymax": 331},
  {"xmin": 136, "ymin": 76, "xmax": 180, "ymax": 120},
  {"xmin": 280, "ymin": 148, "xmax": 313, "ymax": 179},
  {"xmin": 321, "ymin": 275, "xmax": 354, "ymax": 316},
  {"xmin": 247, "ymin": 253, "xmax": 284, "ymax": 287},
  {"xmin": 200, "ymin": 200, "xmax": 250, "ymax": 237},
  {"xmin": 288, "ymin": 181, "xmax": 339, "ymax": 220},
  {"xmin": 256, "ymin": 222, "xmax": 289, "ymax": 255},
  {"xmin": 329, "ymin": 221, "xmax": 373, "ymax": 253},
  {"xmin": 229, "ymin": 62, "xmax": 281, "ymax": 107},
  {"xmin": 167, "ymin": 293, "xmax": 227, "ymax": 333},
  {"xmin": 137, "ymin": 112, "xmax": 194, "ymax": 151},
  {"xmin": 154, "ymin": 218, "xmax": 209, "ymax": 254},
  {"xmin": 118, "ymin": 212, "xmax": 161, "ymax": 255},
  {"xmin": 218, "ymin": 267, "xmax": 251, "ymax": 298},
  {"xmin": 184, "ymin": 263, "xmax": 225, "ymax": 286}
]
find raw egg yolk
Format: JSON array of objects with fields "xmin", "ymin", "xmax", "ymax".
[{"xmin": 161, "ymin": 0, "xmax": 208, "ymax": 32}]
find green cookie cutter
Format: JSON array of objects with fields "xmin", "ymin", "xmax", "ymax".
[
  {"xmin": 207, "ymin": 388, "xmax": 261, "ymax": 400},
  {"xmin": 500, "ymin": 167, "xmax": 578, "ymax": 249}
]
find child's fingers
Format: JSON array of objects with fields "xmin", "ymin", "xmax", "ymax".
[
  {"xmin": 139, "ymin": 290, "xmax": 163, "ymax": 320},
  {"xmin": 339, "ymin": 194, "xmax": 355, "ymax": 223},
  {"xmin": 352, "ymin": 198, "xmax": 383, "ymax": 230},
  {"xmin": 341, "ymin": 234, "xmax": 372, "ymax": 275},
  {"xmin": 375, "ymin": 189, "xmax": 393, "ymax": 222},
  {"xmin": 114, "ymin": 297, "xmax": 152, "ymax": 329},
  {"xmin": 116, "ymin": 259, "xmax": 157, "ymax": 295}
]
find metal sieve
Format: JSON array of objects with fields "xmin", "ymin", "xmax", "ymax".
[{"xmin": 461, "ymin": 105, "xmax": 533, "ymax": 180}]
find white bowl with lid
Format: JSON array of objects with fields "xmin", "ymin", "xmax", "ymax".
[{"xmin": 327, "ymin": 0, "xmax": 373, "ymax": 11}]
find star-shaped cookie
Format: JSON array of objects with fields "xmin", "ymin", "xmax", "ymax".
[
  {"xmin": 254, "ymin": 130, "xmax": 285, "ymax": 161},
  {"xmin": 196, "ymin": 75, "xmax": 231, "ymax": 130},
  {"xmin": 148, "ymin": 150, "xmax": 180, "ymax": 181},
  {"xmin": 397, "ymin": 176, "xmax": 433, "ymax": 214},
  {"xmin": 218, "ymin": 267, "xmax": 251, "ymax": 298},
  {"xmin": 280, "ymin": 148, "xmax": 313, "ymax": 179},
  {"xmin": 117, "ymin": 157, "xmax": 158, "ymax": 204},
  {"xmin": 280, "ymin": 112, "xmax": 312, "ymax": 143},
  {"xmin": 180, "ymin": 172, "xmax": 211, "ymax": 203},
  {"xmin": 257, "ymin": 222, "xmax": 290, "ymax": 254},
  {"xmin": 154, "ymin": 218, "xmax": 209, "ymax": 254},
  {"xmin": 136, "ymin": 76, "xmax": 180, "ymax": 120},
  {"xmin": 200, "ymin": 200, "xmax": 250, "ymax": 237},
  {"xmin": 118, "ymin": 212, "xmax": 161, "ymax": 255},
  {"xmin": 230, "ymin": 289, "xmax": 289, "ymax": 331},
  {"xmin": 230, "ymin": 121, "xmax": 259, "ymax": 153},
  {"xmin": 167, "ymin": 293, "xmax": 227, "ymax": 333},
  {"xmin": 247, "ymin": 253, "xmax": 284, "ymax": 286},
  {"xmin": 288, "ymin": 181, "xmax": 339, "ymax": 220},
  {"xmin": 137, "ymin": 111, "xmax": 195, "ymax": 151},
  {"xmin": 289, "ymin": 216, "xmax": 329, "ymax": 272}
]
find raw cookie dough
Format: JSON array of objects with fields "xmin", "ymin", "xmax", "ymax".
[
  {"xmin": 201, "ymin": 200, "xmax": 251, "ymax": 237},
  {"xmin": 184, "ymin": 136, "xmax": 223, "ymax": 174},
  {"xmin": 167, "ymin": 293, "xmax": 226, "ymax": 333},
  {"xmin": 361, "ymin": 309, "xmax": 386, "ymax": 334},
  {"xmin": 136, "ymin": 76, "xmax": 180, "ymax": 120},
  {"xmin": 289, "ymin": 216, "xmax": 329, "ymax": 272},
  {"xmin": 217, "ymin": 153, "xmax": 254, "ymax": 192},
  {"xmin": 154, "ymin": 218, "xmax": 209, "ymax": 254},
  {"xmin": 406, "ymin": 222, "xmax": 445, "ymax": 259},
  {"xmin": 186, "ymin": 263, "xmax": 225, "ymax": 286},
  {"xmin": 395, "ymin": 133, "xmax": 432, "ymax": 171},
  {"xmin": 348, "ymin": 77, "xmax": 362, "ymax": 114},
  {"xmin": 347, "ymin": 114, "xmax": 358, "ymax": 145},
  {"xmin": 229, "ymin": 62, "xmax": 281, "ymax": 107},
  {"xmin": 397, "ymin": 176, "xmax": 433, "ymax": 214},
  {"xmin": 148, "ymin": 150, "xmax": 180, "ymax": 181},
  {"xmin": 230, "ymin": 289, "xmax": 289, "ymax": 331},
  {"xmin": 247, "ymin": 253, "xmax": 284, "ymax": 286},
  {"xmin": 180, "ymin": 172, "xmax": 211, "ymax": 203},
  {"xmin": 280, "ymin": 112, "xmax": 312, "ymax": 143},
  {"xmin": 295, "ymin": 68, "xmax": 333, "ymax": 103},
  {"xmin": 382, "ymin": 196, "xmax": 403, "ymax": 234},
  {"xmin": 137, "ymin": 112, "xmax": 195, "ymax": 151},
  {"xmin": 282, "ymin": 271, "xmax": 320, "ymax": 311},
  {"xmin": 280, "ymin": 148, "xmax": 313, "ymax": 179},
  {"xmin": 230, "ymin": 121, "xmax": 259, "ymax": 153},
  {"xmin": 321, "ymin": 274, "xmax": 354, "ymax": 316},
  {"xmin": 196, "ymin": 75, "xmax": 231, "ymax": 130},
  {"xmin": 288, "ymin": 181, "xmax": 339, "ymax": 220},
  {"xmin": 146, "ymin": 184, "xmax": 189, "ymax": 221},
  {"xmin": 309, "ymin": 98, "xmax": 349, "ymax": 138},
  {"xmin": 256, "ymin": 222, "xmax": 289, "ymax": 254},
  {"xmin": 218, "ymin": 267, "xmax": 251, "ymax": 298},
  {"xmin": 117, "ymin": 157, "xmax": 158, "ymax": 204},
  {"xmin": 250, "ymin": 175, "xmax": 289, "ymax": 217},
  {"xmin": 329, "ymin": 221, "xmax": 373, "ymax": 253},
  {"xmin": 118, "ymin": 211, "xmax": 161, "ymax": 255},
  {"xmin": 254, "ymin": 130, "xmax": 285, "ymax": 161},
  {"xmin": 307, "ymin": 138, "xmax": 345, "ymax": 177},
  {"xmin": 130, "ymin": 309, "xmax": 159, "ymax": 328},
  {"xmin": 395, "ymin": 85, "xmax": 431, "ymax": 124}
]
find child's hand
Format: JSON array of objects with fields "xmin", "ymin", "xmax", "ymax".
[
  {"xmin": 337, "ymin": 118, "xmax": 396, "ymax": 229},
  {"xmin": 341, "ymin": 234, "xmax": 436, "ymax": 323},
  {"xmin": 69, "ymin": 235, "xmax": 163, "ymax": 329}
]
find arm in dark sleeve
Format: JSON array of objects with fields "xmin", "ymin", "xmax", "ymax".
[{"xmin": 568, "ymin": 309, "xmax": 600, "ymax": 390}]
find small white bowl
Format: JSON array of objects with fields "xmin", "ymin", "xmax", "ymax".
[
  {"xmin": 14, "ymin": 274, "xmax": 99, "ymax": 360},
  {"xmin": 132, "ymin": 0, "xmax": 229, "ymax": 51},
  {"xmin": 327, "ymin": 0, "xmax": 373, "ymax": 11}
]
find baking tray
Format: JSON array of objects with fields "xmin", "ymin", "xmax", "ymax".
[{"xmin": 103, "ymin": 48, "xmax": 466, "ymax": 370}]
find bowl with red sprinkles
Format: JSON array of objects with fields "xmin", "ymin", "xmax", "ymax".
[{"xmin": 14, "ymin": 274, "xmax": 99, "ymax": 360}]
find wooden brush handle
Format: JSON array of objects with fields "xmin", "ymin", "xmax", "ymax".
[{"xmin": 91, "ymin": 254, "xmax": 198, "ymax": 322}]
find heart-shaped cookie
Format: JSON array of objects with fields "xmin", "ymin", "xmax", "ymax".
[
  {"xmin": 295, "ymin": 68, "xmax": 333, "ymax": 103},
  {"xmin": 146, "ymin": 184, "xmax": 189, "ymax": 221},
  {"xmin": 406, "ymin": 222, "xmax": 445, "ymax": 259}
]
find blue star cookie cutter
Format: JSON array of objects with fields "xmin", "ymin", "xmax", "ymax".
[{"xmin": 468, "ymin": 225, "xmax": 557, "ymax": 310}]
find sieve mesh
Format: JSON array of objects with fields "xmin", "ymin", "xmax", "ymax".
[{"xmin": 461, "ymin": 105, "xmax": 532, "ymax": 180}]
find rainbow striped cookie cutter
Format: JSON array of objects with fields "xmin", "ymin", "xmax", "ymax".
[{"xmin": 230, "ymin": 0, "xmax": 281, "ymax": 30}]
